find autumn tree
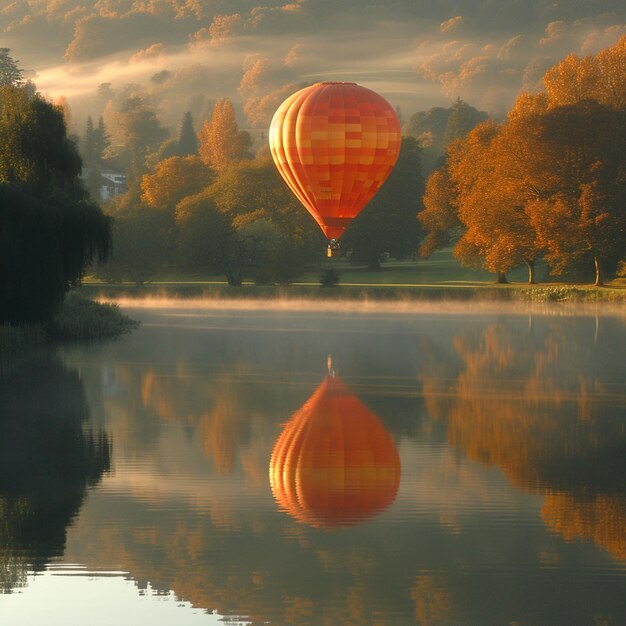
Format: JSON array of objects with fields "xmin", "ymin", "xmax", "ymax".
[
  {"xmin": 198, "ymin": 99, "xmax": 251, "ymax": 173},
  {"xmin": 140, "ymin": 156, "xmax": 212, "ymax": 210},
  {"xmin": 449, "ymin": 121, "xmax": 540, "ymax": 283},
  {"xmin": 543, "ymin": 36, "xmax": 626, "ymax": 110},
  {"xmin": 417, "ymin": 167, "xmax": 461, "ymax": 257},
  {"xmin": 418, "ymin": 37, "xmax": 626, "ymax": 286},
  {"xmin": 521, "ymin": 101, "xmax": 626, "ymax": 285},
  {"xmin": 204, "ymin": 156, "xmax": 322, "ymax": 281}
]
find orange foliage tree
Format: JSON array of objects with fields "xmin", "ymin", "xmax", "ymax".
[
  {"xmin": 197, "ymin": 98, "xmax": 251, "ymax": 173},
  {"xmin": 140, "ymin": 155, "xmax": 212, "ymax": 210},
  {"xmin": 418, "ymin": 36, "xmax": 626, "ymax": 285}
]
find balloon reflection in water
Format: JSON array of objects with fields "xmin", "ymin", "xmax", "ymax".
[{"xmin": 269, "ymin": 376, "xmax": 401, "ymax": 528}]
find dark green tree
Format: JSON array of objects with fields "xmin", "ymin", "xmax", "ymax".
[
  {"xmin": 342, "ymin": 137, "xmax": 425, "ymax": 269},
  {"xmin": 98, "ymin": 187, "xmax": 176, "ymax": 285},
  {"xmin": 176, "ymin": 192, "xmax": 245, "ymax": 286},
  {"xmin": 113, "ymin": 95, "xmax": 169, "ymax": 184},
  {"xmin": 82, "ymin": 116, "xmax": 110, "ymax": 168},
  {"xmin": 202, "ymin": 156, "xmax": 322, "ymax": 282},
  {"xmin": 0, "ymin": 85, "xmax": 111, "ymax": 324},
  {"xmin": 443, "ymin": 97, "xmax": 490, "ymax": 145},
  {"xmin": 93, "ymin": 116, "xmax": 110, "ymax": 165},
  {"xmin": 82, "ymin": 115, "xmax": 96, "ymax": 164},
  {"xmin": 0, "ymin": 48, "xmax": 23, "ymax": 87},
  {"xmin": 405, "ymin": 101, "xmax": 488, "ymax": 174},
  {"xmin": 178, "ymin": 111, "xmax": 199, "ymax": 156}
]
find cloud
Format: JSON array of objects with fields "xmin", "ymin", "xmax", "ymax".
[
  {"xmin": 284, "ymin": 43, "xmax": 304, "ymax": 67},
  {"xmin": 440, "ymin": 16, "xmax": 464, "ymax": 35},
  {"xmin": 129, "ymin": 43, "xmax": 165, "ymax": 64},
  {"xmin": 414, "ymin": 16, "xmax": 626, "ymax": 111}
]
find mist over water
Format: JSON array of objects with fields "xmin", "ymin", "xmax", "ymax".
[{"xmin": 104, "ymin": 294, "xmax": 626, "ymax": 319}]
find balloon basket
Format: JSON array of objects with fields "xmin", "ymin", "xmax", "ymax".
[{"xmin": 326, "ymin": 239, "xmax": 341, "ymax": 258}]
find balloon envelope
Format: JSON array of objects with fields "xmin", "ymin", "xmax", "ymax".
[
  {"xmin": 269, "ymin": 376, "xmax": 401, "ymax": 528},
  {"xmin": 269, "ymin": 82, "xmax": 401, "ymax": 242}
]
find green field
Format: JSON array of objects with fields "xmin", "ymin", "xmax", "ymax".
[{"xmin": 83, "ymin": 248, "xmax": 626, "ymax": 303}]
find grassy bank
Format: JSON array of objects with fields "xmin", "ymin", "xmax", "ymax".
[
  {"xmin": 47, "ymin": 292, "xmax": 139, "ymax": 341},
  {"xmin": 1, "ymin": 292, "xmax": 138, "ymax": 365},
  {"xmin": 85, "ymin": 250, "xmax": 625, "ymax": 303},
  {"xmin": 82, "ymin": 273, "xmax": 626, "ymax": 305}
]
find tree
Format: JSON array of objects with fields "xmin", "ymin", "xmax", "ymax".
[
  {"xmin": 448, "ymin": 121, "xmax": 540, "ymax": 283},
  {"xmin": 342, "ymin": 137, "xmax": 424, "ymax": 268},
  {"xmin": 0, "ymin": 85, "xmax": 111, "ymax": 323},
  {"xmin": 521, "ymin": 101, "xmax": 626, "ymax": 285},
  {"xmin": 113, "ymin": 95, "xmax": 169, "ymax": 184},
  {"xmin": 418, "ymin": 38, "xmax": 626, "ymax": 286},
  {"xmin": 417, "ymin": 167, "xmax": 460, "ymax": 257},
  {"xmin": 175, "ymin": 192, "xmax": 248, "ymax": 286},
  {"xmin": 175, "ymin": 156, "xmax": 321, "ymax": 285},
  {"xmin": 82, "ymin": 113, "xmax": 111, "ymax": 171},
  {"xmin": 140, "ymin": 156, "xmax": 212, "ymax": 210},
  {"xmin": 543, "ymin": 36, "xmax": 626, "ymax": 110},
  {"xmin": 197, "ymin": 99, "xmax": 251, "ymax": 173},
  {"xmin": 99, "ymin": 188, "xmax": 175, "ymax": 285},
  {"xmin": 178, "ymin": 111, "xmax": 199, "ymax": 156},
  {"xmin": 405, "ymin": 101, "xmax": 487, "ymax": 174},
  {"xmin": 205, "ymin": 156, "xmax": 322, "ymax": 279},
  {"xmin": 0, "ymin": 49, "xmax": 23, "ymax": 87},
  {"xmin": 443, "ymin": 97, "xmax": 490, "ymax": 145},
  {"xmin": 93, "ymin": 116, "xmax": 110, "ymax": 166}
]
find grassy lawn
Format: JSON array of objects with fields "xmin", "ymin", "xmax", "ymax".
[{"xmin": 82, "ymin": 248, "xmax": 625, "ymax": 303}]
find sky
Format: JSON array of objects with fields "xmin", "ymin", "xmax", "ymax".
[{"xmin": 3, "ymin": 0, "xmax": 625, "ymax": 132}]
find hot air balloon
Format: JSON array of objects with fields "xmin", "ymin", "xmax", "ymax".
[
  {"xmin": 269, "ymin": 82, "xmax": 402, "ymax": 257},
  {"xmin": 269, "ymin": 376, "xmax": 401, "ymax": 528}
]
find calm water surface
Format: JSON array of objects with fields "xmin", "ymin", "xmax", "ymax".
[{"xmin": 1, "ymin": 301, "xmax": 626, "ymax": 625}]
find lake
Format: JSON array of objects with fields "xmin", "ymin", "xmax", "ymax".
[{"xmin": 1, "ymin": 300, "xmax": 625, "ymax": 625}]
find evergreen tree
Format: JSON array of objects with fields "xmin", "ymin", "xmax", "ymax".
[
  {"xmin": 0, "ymin": 49, "xmax": 23, "ymax": 87},
  {"xmin": 92, "ymin": 116, "xmax": 110, "ymax": 166},
  {"xmin": 443, "ymin": 98, "xmax": 489, "ymax": 146},
  {"xmin": 82, "ymin": 116, "xmax": 96, "ymax": 165},
  {"xmin": 178, "ymin": 111, "xmax": 198, "ymax": 156}
]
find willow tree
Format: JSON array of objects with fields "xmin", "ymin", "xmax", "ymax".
[{"xmin": 0, "ymin": 83, "xmax": 111, "ymax": 323}]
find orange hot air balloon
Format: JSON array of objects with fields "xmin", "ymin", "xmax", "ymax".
[
  {"xmin": 269, "ymin": 82, "xmax": 401, "ymax": 256},
  {"xmin": 269, "ymin": 376, "xmax": 401, "ymax": 528}
]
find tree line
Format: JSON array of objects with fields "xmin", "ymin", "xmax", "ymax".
[
  {"xmin": 89, "ymin": 96, "xmax": 424, "ymax": 286},
  {"xmin": 418, "ymin": 36, "xmax": 626, "ymax": 286}
]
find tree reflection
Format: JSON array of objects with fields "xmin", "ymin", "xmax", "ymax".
[
  {"xmin": 0, "ymin": 353, "xmax": 111, "ymax": 592},
  {"xmin": 269, "ymin": 375, "xmax": 401, "ymax": 528},
  {"xmin": 421, "ymin": 319, "xmax": 626, "ymax": 560}
]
